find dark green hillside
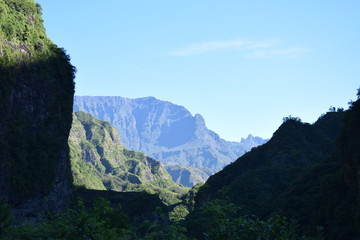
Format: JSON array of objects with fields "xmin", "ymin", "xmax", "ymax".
[
  {"xmin": 0, "ymin": 0, "xmax": 75, "ymax": 218},
  {"xmin": 189, "ymin": 96, "xmax": 360, "ymax": 239},
  {"xmin": 69, "ymin": 111, "xmax": 188, "ymax": 205},
  {"xmin": 195, "ymin": 111, "xmax": 345, "ymax": 217},
  {"xmin": 281, "ymin": 96, "xmax": 360, "ymax": 240}
]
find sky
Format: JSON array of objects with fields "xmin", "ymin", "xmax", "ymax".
[{"xmin": 36, "ymin": 0, "xmax": 360, "ymax": 141}]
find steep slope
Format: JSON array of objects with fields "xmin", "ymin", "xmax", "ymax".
[
  {"xmin": 190, "ymin": 105, "xmax": 360, "ymax": 239},
  {"xmin": 73, "ymin": 96, "xmax": 266, "ymax": 186},
  {"xmin": 162, "ymin": 162, "xmax": 216, "ymax": 188},
  {"xmin": 0, "ymin": 0, "xmax": 75, "ymax": 219},
  {"xmin": 194, "ymin": 112, "xmax": 345, "ymax": 216},
  {"xmin": 69, "ymin": 111, "xmax": 188, "ymax": 205},
  {"xmin": 280, "ymin": 96, "xmax": 360, "ymax": 240}
]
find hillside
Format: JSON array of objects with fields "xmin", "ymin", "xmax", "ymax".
[
  {"xmin": 189, "ymin": 103, "xmax": 360, "ymax": 239},
  {"xmin": 194, "ymin": 111, "xmax": 345, "ymax": 216},
  {"xmin": 162, "ymin": 162, "xmax": 216, "ymax": 187},
  {"xmin": 69, "ymin": 111, "xmax": 188, "ymax": 205},
  {"xmin": 279, "ymin": 95, "xmax": 360, "ymax": 239},
  {"xmin": 73, "ymin": 96, "xmax": 267, "ymax": 186},
  {"xmin": 0, "ymin": 0, "xmax": 75, "ymax": 219}
]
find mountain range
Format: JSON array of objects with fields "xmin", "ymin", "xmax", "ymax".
[{"xmin": 73, "ymin": 96, "xmax": 267, "ymax": 186}]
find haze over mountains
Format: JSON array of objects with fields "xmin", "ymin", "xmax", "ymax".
[{"xmin": 73, "ymin": 96, "xmax": 267, "ymax": 186}]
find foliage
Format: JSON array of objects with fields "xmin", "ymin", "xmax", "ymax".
[
  {"xmin": 4, "ymin": 198, "xmax": 136, "ymax": 240},
  {"xmin": 2, "ymin": 196, "xmax": 192, "ymax": 240},
  {"xmin": 202, "ymin": 215, "xmax": 323, "ymax": 240},
  {"xmin": 189, "ymin": 94, "xmax": 360, "ymax": 239},
  {"xmin": 186, "ymin": 199, "xmax": 323, "ymax": 240},
  {"xmin": 169, "ymin": 204, "xmax": 190, "ymax": 222},
  {"xmin": 195, "ymin": 111, "xmax": 345, "ymax": 217},
  {"xmin": 339, "ymin": 89, "xmax": 360, "ymax": 191},
  {"xmin": 69, "ymin": 111, "xmax": 188, "ymax": 205},
  {"xmin": 282, "ymin": 115, "xmax": 302, "ymax": 123},
  {"xmin": 0, "ymin": 202, "xmax": 14, "ymax": 238},
  {"xmin": 0, "ymin": 0, "xmax": 75, "ymax": 203},
  {"xmin": 0, "ymin": 0, "xmax": 53, "ymax": 64},
  {"xmin": 281, "ymin": 157, "xmax": 360, "ymax": 240},
  {"xmin": 279, "ymin": 93, "xmax": 360, "ymax": 240}
]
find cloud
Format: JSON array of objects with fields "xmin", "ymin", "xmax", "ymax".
[
  {"xmin": 247, "ymin": 47, "xmax": 311, "ymax": 59},
  {"xmin": 168, "ymin": 39, "xmax": 275, "ymax": 56},
  {"xmin": 168, "ymin": 39, "xmax": 310, "ymax": 59}
]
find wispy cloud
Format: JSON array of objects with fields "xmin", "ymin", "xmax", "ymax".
[
  {"xmin": 168, "ymin": 39, "xmax": 275, "ymax": 56},
  {"xmin": 248, "ymin": 47, "xmax": 311, "ymax": 59},
  {"xmin": 167, "ymin": 39, "xmax": 310, "ymax": 59}
]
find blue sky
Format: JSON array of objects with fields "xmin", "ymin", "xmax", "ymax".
[{"xmin": 37, "ymin": 0, "xmax": 359, "ymax": 140}]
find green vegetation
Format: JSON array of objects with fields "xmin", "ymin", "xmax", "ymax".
[
  {"xmin": 1, "ymin": 196, "xmax": 321, "ymax": 240},
  {"xmin": 1, "ymin": 197, "xmax": 165, "ymax": 240},
  {"xmin": 0, "ymin": 0, "xmax": 75, "ymax": 204},
  {"xmin": 2, "ymin": 1, "xmax": 359, "ymax": 239},
  {"xmin": 0, "ymin": 202, "xmax": 14, "ymax": 238},
  {"xmin": 280, "ymin": 92, "xmax": 360, "ymax": 239},
  {"xmin": 189, "ymin": 93, "xmax": 360, "ymax": 239},
  {"xmin": 186, "ymin": 199, "xmax": 324, "ymax": 240},
  {"xmin": 194, "ymin": 110, "xmax": 345, "ymax": 217},
  {"xmin": 0, "ymin": 0, "xmax": 53, "ymax": 63},
  {"xmin": 69, "ymin": 111, "xmax": 188, "ymax": 205}
]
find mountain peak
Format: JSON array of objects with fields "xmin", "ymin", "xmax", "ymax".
[
  {"xmin": 246, "ymin": 134, "xmax": 254, "ymax": 140},
  {"xmin": 195, "ymin": 113, "xmax": 206, "ymax": 127}
]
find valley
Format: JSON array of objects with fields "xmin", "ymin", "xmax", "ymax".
[{"xmin": 0, "ymin": 0, "xmax": 359, "ymax": 239}]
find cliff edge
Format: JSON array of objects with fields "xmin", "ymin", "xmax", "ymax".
[{"xmin": 0, "ymin": 0, "xmax": 75, "ymax": 220}]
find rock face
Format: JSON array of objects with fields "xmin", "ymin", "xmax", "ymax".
[
  {"xmin": 73, "ymin": 96, "xmax": 267, "ymax": 186},
  {"xmin": 69, "ymin": 111, "xmax": 187, "ymax": 204},
  {"xmin": 0, "ymin": 0, "xmax": 75, "ymax": 219},
  {"xmin": 162, "ymin": 162, "xmax": 217, "ymax": 188}
]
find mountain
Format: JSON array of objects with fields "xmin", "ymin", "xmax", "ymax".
[
  {"xmin": 194, "ymin": 112, "xmax": 345, "ymax": 216},
  {"xmin": 279, "ymin": 97, "xmax": 360, "ymax": 240},
  {"xmin": 69, "ymin": 111, "xmax": 188, "ymax": 205},
  {"xmin": 0, "ymin": 0, "xmax": 75, "ymax": 219},
  {"xmin": 73, "ymin": 96, "xmax": 267, "ymax": 186},
  {"xmin": 162, "ymin": 162, "xmax": 216, "ymax": 188},
  {"xmin": 190, "ymin": 104, "xmax": 360, "ymax": 239}
]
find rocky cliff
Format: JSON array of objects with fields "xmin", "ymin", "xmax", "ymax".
[
  {"xmin": 0, "ymin": 0, "xmax": 75, "ymax": 219},
  {"xmin": 73, "ymin": 96, "xmax": 267, "ymax": 186}
]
